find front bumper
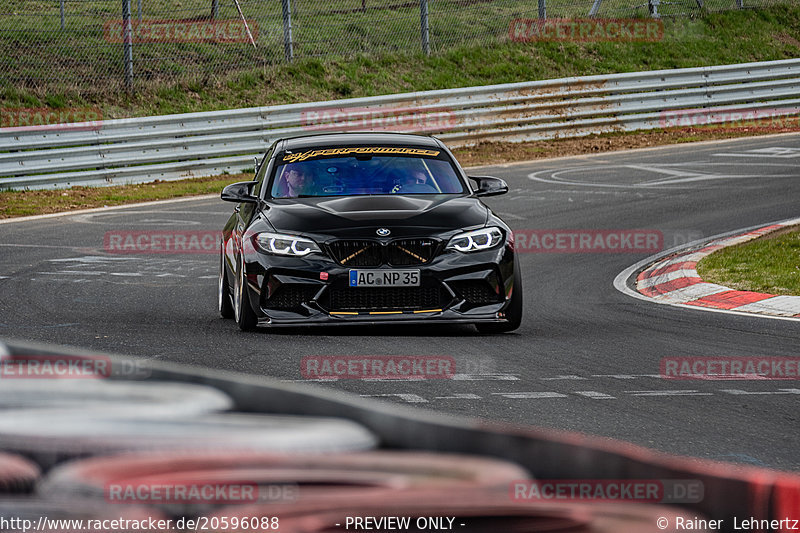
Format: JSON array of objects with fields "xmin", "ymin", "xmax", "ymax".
[{"xmin": 241, "ymin": 243, "xmax": 517, "ymax": 327}]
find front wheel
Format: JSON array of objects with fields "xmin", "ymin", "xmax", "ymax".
[
  {"xmin": 218, "ymin": 245, "xmax": 234, "ymax": 319},
  {"xmin": 233, "ymin": 254, "xmax": 258, "ymax": 331},
  {"xmin": 476, "ymin": 263, "xmax": 523, "ymax": 334}
]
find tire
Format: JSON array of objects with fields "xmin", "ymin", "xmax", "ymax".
[
  {"xmin": 476, "ymin": 259, "xmax": 523, "ymax": 334},
  {"xmin": 233, "ymin": 253, "xmax": 258, "ymax": 331},
  {"xmin": 219, "ymin": 244, "xmax": 235, "ymax": 319}
]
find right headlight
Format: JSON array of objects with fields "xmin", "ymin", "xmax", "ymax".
[
  {"xmin": 446, "ymin": 227, "xmax": 504, "ymax": 253},
  {"xmin": 254, "ymin": 232, "xmax": 321, "ymax": 257}
]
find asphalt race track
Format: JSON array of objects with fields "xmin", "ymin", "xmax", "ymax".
[{"xmin": 2, "ymin": 133, "xmax": 799, "ymax": 470}]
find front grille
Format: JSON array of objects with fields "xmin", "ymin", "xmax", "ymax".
[
  {"xmin": 328, "ymin": 239, "xmax": 438, "ymax": 267},
  {"xmin": 327, "ymin": 240, "xmax": 383, "ymax": 267},
  {"xmin": 264, "ymin": 285, "xmax": 319, "ymax": 310},
  {"xmin": 386, "ymin": 239, "xmax": 437, "ymax": 266},
  {"xmin": 450, "ymin": 280, "xmax": 503, "ymax": 305},
  {"xmin": 327, "ymin": 287, "xmax": 444, "ymax": 311}
]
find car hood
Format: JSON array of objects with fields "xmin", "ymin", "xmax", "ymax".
[{"xmin": 264, "ymin": 195, "xmax": 489, "ymax": 237}]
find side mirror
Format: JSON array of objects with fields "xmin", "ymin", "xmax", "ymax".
[
  {"xmin": 221, "ymin": 181, "xmax": 259, "ymax": 204},
  {"xmin": 469, "ymin": 176, "xmax": 508, "ymax": 197}
]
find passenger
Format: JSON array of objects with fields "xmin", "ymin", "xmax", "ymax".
[
  {"xmin": 394, "ymin": 170, "xmax": 437, "ymax": 193},
  {"xmin": 411, "ymin": 170, "xmax": 430, "ymax": 188}
]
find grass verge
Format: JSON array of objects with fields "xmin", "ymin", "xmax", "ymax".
[
  {"xmin": 2, "ymin": 5, "xmax": 800, "ymax": 118},
  {"xmin": 0, "ymin": 175, "xmax": 236, "ymax": 218},
  {"xmin": 1, "ymin": 126, "xmax": 793, "ymax": 219},
  {"xmin": 697, "ymin": 225, "xmax": 800, "ymax": 296}
]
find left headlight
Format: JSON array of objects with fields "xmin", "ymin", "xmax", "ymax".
[
  {"xmin": 255, "ymin": 232, "xmax": 321, "ymax": 257},
  {"xmin": 446, "ymin": 227, "xmax": 504, "ymax": 253}
]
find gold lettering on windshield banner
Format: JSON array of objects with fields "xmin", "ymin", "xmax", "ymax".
[{"xmin": 282, "ymin": 147, "xmax": 440, "ymax": 163}]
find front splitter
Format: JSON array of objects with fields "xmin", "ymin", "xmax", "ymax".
[{"xmin": 256, "ymin": 308, "xmax": 506, "ymax": 327}]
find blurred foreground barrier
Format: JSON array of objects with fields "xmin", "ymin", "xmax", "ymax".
[
  {"xmin": 0, "ymin": 411, "xmax": 379, "ymax": 468},
  {"xmin": 2, "ymin": 338, "xmax": 799, "ymax": 533},
  {"xmin": 1, "ymin": 58, "xmax": 799, "ymax": 190},
  {"xmin": 0, "ymin": 452, "xmax": 40, "ymax": 493},
  {"xmin": 39, "ymin": 450, "xmax": 529, "ymax": 517},
  {"xmin": 0, "ymin": 378, "xmax": 233, "ymax": 416}
]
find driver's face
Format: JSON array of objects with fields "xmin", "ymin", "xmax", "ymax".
[{"xmin": 286, "ymin": 169, "xmax": 305, "ymax": 188}]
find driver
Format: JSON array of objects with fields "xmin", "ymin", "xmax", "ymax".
[{"xmin": 276, "ymin": 165, "xmax": 312, "ymax": 197}]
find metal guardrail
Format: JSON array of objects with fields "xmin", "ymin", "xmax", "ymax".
[{"xmin": 2, "ymin": 58, "xmax": 800, "ymax": 190}]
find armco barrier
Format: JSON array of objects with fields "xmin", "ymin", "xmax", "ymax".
[
  {"xmin": 1, "ymin": 58, "xmax": 800, "ymax": 190},
  {"xmin": 2, "ymin": 338, "xmax": 798, "ymax": 533}
]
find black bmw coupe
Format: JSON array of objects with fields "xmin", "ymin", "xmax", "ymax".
[{"xmin": 219, "ymin": 132, "xmax": 522, "ymax": 333}]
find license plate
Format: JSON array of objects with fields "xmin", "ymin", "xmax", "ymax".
[{"xmin": 349, "ymin": 269, "xmax": 420, "ymax": 287}]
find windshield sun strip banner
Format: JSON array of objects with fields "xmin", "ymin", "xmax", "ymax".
[{"xmin": 282, "ymin": 146, "xmax": 441, "ymax": 163}]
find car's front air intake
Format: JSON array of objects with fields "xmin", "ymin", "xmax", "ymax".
[{"xmin": 327, "ymin": 239, "xmax": 438, "ymax": 267}]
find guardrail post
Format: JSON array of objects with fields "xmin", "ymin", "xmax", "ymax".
[
  {"xmin": 588, "ymin": 0, "xmax": 602, "ymax": 16},
  {"xmin": 281, "ymin": 0, "xmax": 294, "ymax": 62},
  {"xmin": 420, "ymin": 0, "xmax": 430, "ymax": 55},
  {"xmin": 538, "ymin": 0, "xmax": 546, "ymax": 19},
  {"xmin": 137, "ymin": 0, "xmax": 142, "ymax": 22},
  {"xmin": 60, "ymin": 0, "xmax": 65, "ymax": 29},
  {"xmin": 735, "ymin": 0, "xmax": 743, "ymax": 8},
  {"xmin": 123, "ymin": 0, "xmax": 134, "ymax": 92},
  {"xmin": 648, "ymin": 0, "xmax": 661, "ymax": 17},
  {"xmin": 211, "ymin": 0, "xmax": 219, "ymax": 19}
]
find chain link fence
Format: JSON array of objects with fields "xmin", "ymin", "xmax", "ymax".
[{"xmin": 0, "ymin": 0, "xmax": 788, "ymax": 94}]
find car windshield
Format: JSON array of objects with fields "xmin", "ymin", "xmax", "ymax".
[{"xmin": 269, "ymin": 149, "xmax": 465, "ymax": 198}]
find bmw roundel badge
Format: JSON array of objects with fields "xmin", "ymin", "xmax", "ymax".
[{"xmin": 376, "ymin": 228, "xmax": 391, "ymax": 236}]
